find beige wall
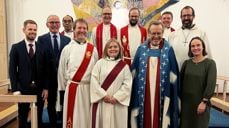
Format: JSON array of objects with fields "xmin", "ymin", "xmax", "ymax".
[{"xmin": 0, "ymin": 0, "xmax": 8, "ymax": 81}]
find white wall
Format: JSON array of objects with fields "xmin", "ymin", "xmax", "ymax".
[{"xmin": 6, "ymin": 0, "xmax": 229, "ymax": 77}]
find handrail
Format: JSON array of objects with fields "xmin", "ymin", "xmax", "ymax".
[{"xmin": 0, "ymin": 95, "xmax": 37, "ymax": 128}]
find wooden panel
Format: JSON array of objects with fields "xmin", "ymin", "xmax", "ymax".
[
  {"xmin": 0, "ymin": 104, "xmax": 18, "ymax": 127},
  {"xmin": 0, "ymin": 95, "xmax": 37, "ymax": 103},
  {"xmin": 0, "ymin": 0, "xmax": 8, "ymax": 81}
]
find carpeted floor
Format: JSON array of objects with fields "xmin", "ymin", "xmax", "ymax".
[{"xmin": 209, "ymin": 108, "xmax": 229, "ymax": 128}]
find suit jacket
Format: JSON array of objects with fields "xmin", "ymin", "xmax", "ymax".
[
  {"xmin": 9, "ymin": 40, "xmax": 50, "ymax": 93},
  {"xmin": 37, "ymin": 33, "xmax": 70, "ymax": 88}
]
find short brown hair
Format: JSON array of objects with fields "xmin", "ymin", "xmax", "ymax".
[
  {"xmin": 23, "ymin": 19, "xmax": 37, "ymax": 28},
  {"xmin": 73, "ymin": 18, "xmax": 88, "ymax": 30}
]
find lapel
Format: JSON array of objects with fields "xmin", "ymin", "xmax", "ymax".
[{"xmin": 59, "ymin": 35, "xmax": 66, "ymax": 51}]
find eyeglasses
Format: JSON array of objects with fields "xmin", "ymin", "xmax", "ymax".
[
  {"xmin": 181, "ymin": 14, "xmax": 193, "ymax": 18},
  {"xmin": 149, "ymin": 32, "xmax": 162, "ymax": 36},
  {"xmin": 48, "ymin": 21, "xmax": 60, "ymax": 24},
  {"xmin": 103, "ymin": 13, "xmax": 112, "ymax": 16}
]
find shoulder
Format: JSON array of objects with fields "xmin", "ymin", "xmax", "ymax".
[
  {"xmin": 60, "ymin": 34, "xmax": 71, "ymax": 41},
  {"xmin": 205, "ymin": 58, "xmax": 216, "ymax": 65}
]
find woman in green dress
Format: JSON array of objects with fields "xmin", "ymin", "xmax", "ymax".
[{"xmin": 180, "ymin": 37, "xmax": 217, "ymax": 128}]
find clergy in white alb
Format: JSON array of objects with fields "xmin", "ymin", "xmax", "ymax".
[{"xmin": 90, "ymin": 58, "xmax": 132, "ymax": 128}]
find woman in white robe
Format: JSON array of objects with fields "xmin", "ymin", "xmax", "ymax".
[{"xmin": 90, "ymin": 38, "xmax": 132, "ymax": 128}]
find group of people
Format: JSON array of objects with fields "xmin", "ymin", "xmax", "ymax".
[{"xmin": 9, "ymin": 5, "xmax": 216, "ymax": 128}]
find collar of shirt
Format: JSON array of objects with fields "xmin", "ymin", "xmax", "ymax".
[
  {"xmin": 50, "ymin": 32, "xmax": 60, "ymax": 47},
  {"xmin": 25, "ymin": 39, "xmax": 36, "ymax": 53}
]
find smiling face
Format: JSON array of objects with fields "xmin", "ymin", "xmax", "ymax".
[
  {"xmin": 46, "ymin": 15, "xmax": 61, "ymax": 33},
  {"xmin": 181, "ymin": 8, "xmax": 195, "ymax": 29},
  {"xmin": 107, "ymin": 41, "xmax": 120, "ymax": 58},
  {"xmin": 102, "ymin": 6, "xmax": 112, "ymax": 25},
  {"xmin": 129, "ymin": 8, "xmax": 140, "ymax": 26},
  {"xmin": 148, "ymin": 23, "xmax": 163, "ymax": 47},
  {"xmin": 23, "ymin": 23, "xmax": 37, "ymax": 42},
  {"xmin": 190, "ymin": 39, "xmax": 204, "ymax": 57},
  {"xmin": 73, "ymin": 21, "xmax": 88, "ymax": 42},
  {"xmin": 161, "ymin": 13, "xmax": 172, "ymax": 28}
]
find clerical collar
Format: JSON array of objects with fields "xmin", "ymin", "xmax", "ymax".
[
  {"xmin": 75, "ymin": 40, "xmax": 86, "ymax": 45},
  {"xmin": 182, "ymin": 24, "xmax": 195, "ymax": 30},
  {"xmin": 106, "ymin": 56, "xmax": 118, "ymax": 61}
]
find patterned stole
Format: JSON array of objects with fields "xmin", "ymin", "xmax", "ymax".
[
  {"xmin": 91, "ymin": 60, "xmax": 126, "ymax": 128},
  {"xmin": 66, "ymin": 43, "xmax": 94, "ymax": 128},
  {"xmin": 121, "ymin": 25, "xmax": 147, "ymax": 66},
  {"xmin": 96, "ymin": 23, "xmax": 117, "ymax": 59}
]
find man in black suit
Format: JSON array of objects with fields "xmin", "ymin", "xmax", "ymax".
[
  {"xmin": 9, "ymin": 19, "xmax": 49, "ymax": 128},
  {"xmin": 37, "ymin": 15, "xmax": 70, "ymax": 127}
]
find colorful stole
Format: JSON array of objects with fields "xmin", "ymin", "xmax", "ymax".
[
  {"xmin": 120, "ymin": 25, "xmax": 147, "ymax": 66},
  {"xmin": 91, "ymin": 60, "xmax": 126, "ymax": 128},
  {"xmin": 96, "ymin": 23, "xmax": 117, "ymax": 59},
  {"xmin": 66, "ymin": 43, "xmax": 94, "ymax": 128}
]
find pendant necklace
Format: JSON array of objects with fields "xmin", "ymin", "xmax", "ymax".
[{"xmin": 182, "ymin": 29, "xmax": 191, "ymax": 46}]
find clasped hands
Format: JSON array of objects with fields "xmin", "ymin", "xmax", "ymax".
[{"xmin": 103, "ymin": 95, "xmax": 118, "ymax": 104}]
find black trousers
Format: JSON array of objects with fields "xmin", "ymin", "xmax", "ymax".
[
  {"xmin": 47, "ymin": 85, "xmax": 57, "ymax": 127},
  {"xmin": 18, "ymin": 91, "xmax": 44, "ymax": 128}
]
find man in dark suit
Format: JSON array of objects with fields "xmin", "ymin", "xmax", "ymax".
[
  {"xmin": 37, "ymin": 15, "xmax": 70, "ymax": 127},
  {"xmin": 9, "ymin": 19, "xmax": 49, "ymax": 128}
]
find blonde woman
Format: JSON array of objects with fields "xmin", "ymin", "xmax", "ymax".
[{"xmin": 90, "ymin": 38, "xmax": 132, "ymax": 128}]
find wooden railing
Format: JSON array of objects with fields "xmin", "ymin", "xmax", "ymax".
[
  {"xmin": 211, "ymin": 76, "xmax": 229, "ymax": 112},
  {"xmin": 0, "ymin": 95, "xmax": 37, "ymax": 128}
]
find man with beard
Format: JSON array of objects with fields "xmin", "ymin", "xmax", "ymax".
[
  {"xmin": 58, "ymin": 18, "xmax": 98, "ymax": 128},
  {"xmin": 161, "ymin": 11, "xmax": 175, "ymax": 41},
  {"xmin": 9, "ymin": 19, "xmax": 49, "ymax": 128},
  {"xmin": 130, "ymin": 21, "xmax": 180, "ymax": 128},
  {"xmin": 168, "ymin": 6, "xmax": 212, "ymax": 69},
  {"xmin": 37, "ymin": 15, "xmax": 70, "ymax": 127},
  {"xmin": 120, "ymin": 7, "xmax": 147, "ymax": 66},
  {"xmin": 91, "ymin": 5, "xmax": 118, "ymax": 59}
]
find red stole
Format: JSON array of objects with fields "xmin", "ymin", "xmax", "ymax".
[
  {"xmin": 91, "ymin": 60, "xmax": 126, "ymax": 128},
  {"xmin": 120, "ymin": 25, "xmax": 147, "ymax": 66},
  {"xmin": 170, "ymin": 27, "xmax": 175, "ymax": 32},
  {"xmin": 66, "ymin": 43, "xmax": 94, "ymax": 128},
  {"xmin": 96, "ymin": 23, "xmax": 117, "ymax": 59},
  {"xmin": 144, "ymin": 57, "xmax": 160, "ymax": 128}
]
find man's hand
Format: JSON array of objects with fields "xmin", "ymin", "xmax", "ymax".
[{"xmin": 42, "ymin": 89, "xmax": 48, "ymax": 100}]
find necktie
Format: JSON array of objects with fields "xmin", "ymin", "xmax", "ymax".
[
  {"xmin": 28, "ymin": 44, "xmax": 34, "ymax": 58},
  {"xmin": 53, "ymin": 34, "xmax": 59, "ymax": 57}
]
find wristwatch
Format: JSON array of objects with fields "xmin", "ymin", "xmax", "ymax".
[{"xmin": 202, "ymin": 99, "xmax": 209, "ymax": 104}]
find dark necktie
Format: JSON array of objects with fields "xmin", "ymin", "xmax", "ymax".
[
  {"xmin": 53, "ymin": 34, "xmax": 59, "ymax": 57},
  {"xmin": 28, "ymin": 44, "xmax": 34, "ymax": 58}
]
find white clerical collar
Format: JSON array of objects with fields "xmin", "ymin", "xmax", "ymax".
[{"xmin": 74, "ymin": 40, "xmax": 86, "ymax": 45}]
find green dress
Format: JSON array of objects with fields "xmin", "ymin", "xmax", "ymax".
[{"xmin": 180, "ymin": 58, "xmax": 217, "ymax": 128}]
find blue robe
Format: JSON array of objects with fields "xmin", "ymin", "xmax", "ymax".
[{"xmin": 130, "ymin": 39, "xmax": 180, "ymax": 128}]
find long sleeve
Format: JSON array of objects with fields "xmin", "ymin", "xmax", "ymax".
[
  {"xmin": 58, "ymin": 46, "xmax": 69, "ymax": 91},
  {"xmin": 203, "ymin": 59, "xmax": 217, "ymax": 99},
  {"xmin": 90, "ymin": 60, "xmax": 107, "ymax": 103},
  {"xmin": 9, "ymin": 45, "xmax": 19, "ymax": 92}
]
